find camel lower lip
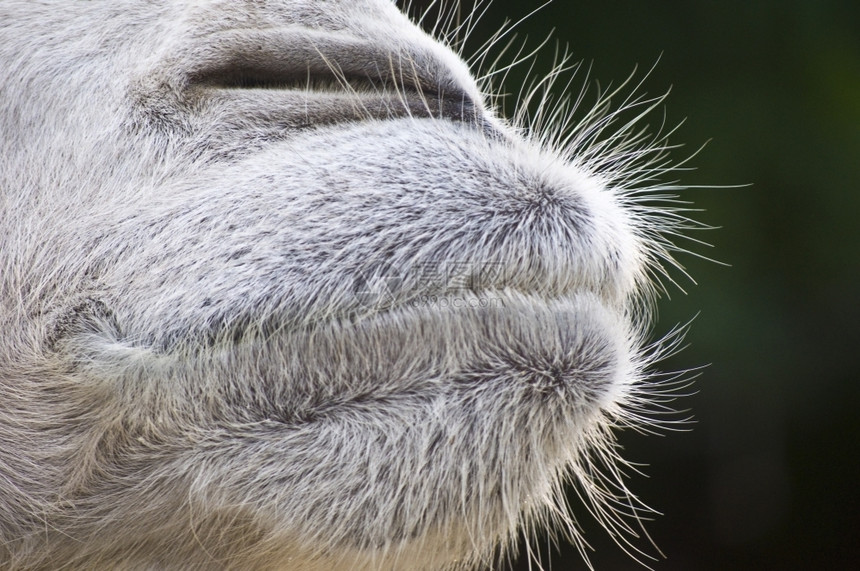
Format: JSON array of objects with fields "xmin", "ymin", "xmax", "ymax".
[
  {"xmin": 204, "ymin": 290, "xmax": 637, "ymax": 422},
  {"xmin": 57, "ymin": 290, "xmax": 633, "ymax": 425}
]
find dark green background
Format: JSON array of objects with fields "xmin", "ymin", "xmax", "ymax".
[{"xmin": 404, "ymin": 1, "xmax": 860, "ymax": 568}]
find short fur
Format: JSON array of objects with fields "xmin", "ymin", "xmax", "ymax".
[{"xmin": 0, "ymin": 1, "xmax": 697, "ymax": 569}]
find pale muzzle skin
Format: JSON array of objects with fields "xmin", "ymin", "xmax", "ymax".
[{"xmin": 0, "ymin": 1, "xmax": 689, "ymax": 569}]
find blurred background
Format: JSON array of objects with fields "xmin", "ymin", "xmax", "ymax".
[{"xmin": 404, "ymin": 1, "xmax": 860, "ymax": 568}]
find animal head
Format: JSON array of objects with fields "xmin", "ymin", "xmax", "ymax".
[{"xmin": 0, "ymin": 1, "xmax": 696, "ymax": 569}]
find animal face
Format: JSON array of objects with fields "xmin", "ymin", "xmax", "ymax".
[{"xmin": 0, "ymin": 1, "xmax": 692, "ymax": 569}]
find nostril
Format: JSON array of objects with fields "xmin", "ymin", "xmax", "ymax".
[
  {"xmin": 189, "ymin": 56, "xmax": 398, "ymax": 93},
  {"xmin": 178, "ymin": 29, "xmax": 486, "ymax": 126}
]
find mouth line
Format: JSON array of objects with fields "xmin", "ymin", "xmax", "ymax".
[
  {"xmin": 181, "ymin": 283, "xmax": 628, "ymax": 355},
  {"xmin": 347, "ymin": 276, "xmax": 627, "ymax": 318}
]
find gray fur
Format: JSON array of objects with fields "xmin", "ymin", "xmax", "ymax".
[{"xmin": 0, "ymin": 1, "xmax": 695, "ymax": 569}]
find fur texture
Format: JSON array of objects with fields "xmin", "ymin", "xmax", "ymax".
[{"xmin": 0, "ymin": 1, "xmax": 697, "ymax": 569}]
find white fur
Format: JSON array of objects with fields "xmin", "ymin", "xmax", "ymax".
[{"xmin": 0, "ymin": 1, "xmax": 696, "ymax": 569}]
